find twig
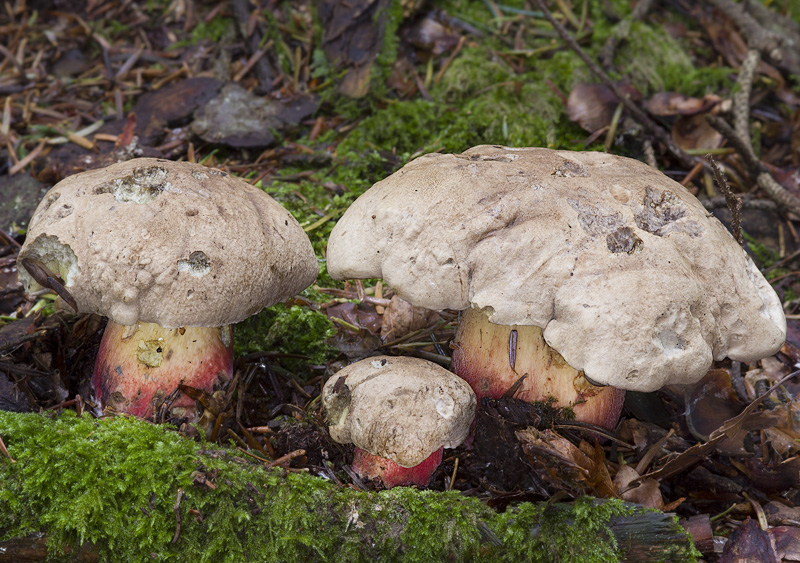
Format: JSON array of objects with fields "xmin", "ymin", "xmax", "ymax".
[
  {"xmin": 733, "ymin": 49, "xmax": 760, "ymax": 156},
  {"xmin": 448, "ymin": 457, "xmax": 459, "ymax": 491},
  {"xmin": 265, "ymin": 449, "xmax": 306, "ymax": 469},
  {"xmin": 9, "ymin": 139, "xmax": 46, "ymax": 174},
  {"xmin": 706, "ymin": 155, "xmax": 742, "ymax": 244},
  {"xmin": 171, "ymin": 488, "xmax": 184, "ymax": 543},
  {"xmin": 0, "ymin": 435, "xmax": 15, "ymax": 463},
  {"xmin": 531, "ymin": 0, "xmax": 695, "ymax": 169},
  {"xmin": 706, "ymin": 115, "xmax": 800, "ymax": 217},
  {"xmin": 702, "ymin": 196, "xmax": 776, "ymax": 212}
]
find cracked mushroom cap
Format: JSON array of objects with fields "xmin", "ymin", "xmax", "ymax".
[
  {"xmin": 17, "ymin": 158, "xmax": 318, "ymax": 328},
  {"xmin": 327, "ymin": 145, "xmax": 786, "ymax": 392},
  {"xmin": 322, "ymin": 356, "xmax": 476, "ymax": 467}
]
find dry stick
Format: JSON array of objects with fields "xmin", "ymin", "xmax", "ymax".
[
  {"xmin": 0, "ymin": 435, "xmax": 15, "ymax": 463},
  {"xmin": 707, "ymin": 115, "xmax": 800, "ymax": 217},
  {"xmin": 702, "ymin": 196, "xmax": 776, "ymax": 212},
  {"xmin": 703, "ymin": 35, "xmax": 800, "ymax": 216},
  {"xmin": 171, "ymin": 488, "xmax": 184, "ymax": 544},
  {"xmin": 531, "ymin": 0, "xmax": 696, "ymax": 169},
  {"xmin": 706, "ymin": 155, "xmax": 743, "ymax": 244},
  {"xmin": 733, "ymin": 49, "xmax": 761, "ymax": 154}
]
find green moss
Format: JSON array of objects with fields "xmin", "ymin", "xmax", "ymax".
[
  {"xmin": 337, "ymin": 46, "xmax": 585, "ymax": 166},
  {"xmin": 234, "ymin": 304, "xmax": 336, "ymax": 367},
  {"xmin": 0, "ymin": 411, "xmax": 699, "ymax": 562},
  {"xmin": 610, "ymin": 22, "xmax": 731, "ymax": 96},
  {"xmin": 496, "ymin": 499, "xmax": 620, "ymax": 561},
  {"xmin": 743, "ymin": 231, "xmax": 781, "ymax": 268}
]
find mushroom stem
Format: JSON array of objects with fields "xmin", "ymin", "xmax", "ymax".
[
  {"xmin": 451, "ymin": 307, "xmax": 625, "ymax": 429},
  {"xmin": 352, "ymin": 446, "xmax": 444, "ymax": 488},
  {"xmin": 92, "ymin": 320, "xmax": 234, "ymax": 420}
]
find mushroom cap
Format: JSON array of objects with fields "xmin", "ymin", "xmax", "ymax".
[
  {"xmin": 18, "ymin": 158, "xmax": 318, "ymax": 327},
  {"xmin": 322, "ymin": 356, "xmax": 476, "ymax": 467},
  {"xmin": 327, "ymin": 145, "xmax": 786, "ymax": 392}
]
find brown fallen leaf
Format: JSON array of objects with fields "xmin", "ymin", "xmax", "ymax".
[
  {"xmin": 380, "ymin": 295, "xmax": 440, "ymax": 342},
  {"xmin": 685, "ymin": 368, "xmax": 745, "ymax": 442},
  {"xmin": 638, "ymin": 370, "xmax": 799, "ymax": 484},
  {"xmin": 771, "ymin": 525, "xmax": 800, "ymax": 561},
  {"xmin": 672, "ymin": 114, "xmax": 723, "ymax": 151},
  {"xmin": 742, "ymin": 456, "xmax": 800, "ymax": 492},
  {"xmin": 613, "ymin": 464, "xmax": 664, "ymax": 510},
  {"xmin": 516, "ymin": 428, "xmax": 617, "ymax": 498},
  {"xmin": 325, "ymin": 301, "xmax": 382, "ymax": 335},
  {"xmin": 401, "ymin": 13, "xmax": 461, "ymax": 58},
  {"xmin": 764, "ymin": 501, "xmax": 800, "ymax": 527},
  {"xmin": 566, "ymin": 82, "xmax": 641, "ymax": 133},
  {"xmin": 644, "ymin": 92, "xmax": 722, "ymax": 116},
  {"xmin": 720, "ymin": 518, "xmax": 779, "ymax": 563}
]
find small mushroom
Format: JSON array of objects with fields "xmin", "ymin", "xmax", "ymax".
[
  {"xmin": 17, "ymin": 158, "xmax": 318, "ymax": 420},
  {"xmin": 326, "ymin": 146, "xmax": 786, "ymax": 429},
  {"xmin": 322, "ymin": 356, "xmax": 476, "ymax": 488}
]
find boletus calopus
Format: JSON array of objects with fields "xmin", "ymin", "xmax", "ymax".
[
  {"xmin": 322, "ymin": 356, "xmax": 476, "ymax": 488},
  {"xmin": 326, "ymin": 145, "xmax": 786, "ymax": 429},
  {"xmin": 17, "ymin": 158, "xmax": 317, "ymax": 421}
]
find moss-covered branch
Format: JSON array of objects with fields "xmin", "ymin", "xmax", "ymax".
[{"xmin": 0, "ymin": 412, "xmax": 698, "ymax": 562}]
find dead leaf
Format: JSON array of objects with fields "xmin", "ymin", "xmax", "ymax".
[
  {"xmin": 401, "ymin": 13, "xmax": 461, "ymax": 58},
  {"xmin": 764, "ymin": 501, "xmax": 800, "ymax": 527},
  {"xmin": 614, "ymin": 464, "xmax": 664, "ymax": 510},
  {"xmin": 316, "ymin": 0, "xmax": 391, "ymax": 98},
  {"xmin": 742, "ymin": 456, "xmax": 800, "ymax": 492},
  {"xmin": 566, "ymin": 82, "xmax": 641, "ymax": 133},
  {"xmin": 673, "ymin": 114, "xmax": 723, "ymax": 151},
  {"xmin": 638, "ymin": 371, "xmax": 799, "ymax": 484},
  {"xmin": 720, "ymin": 518, "xmax": 779, "ymax": 563},
  {"xmin": 380, "ymin": 295, "xmax": 440, "ymax": 341},
  {"xmin": 644, "ymin": 92, "xmax": 722, "ymax": 116},
  {"xmin": 771, "ymin": 526, "xmax": 800, "ymax": 561},
  {"xmin": 517, "ymin": 428, "xmax": 618, "ymax": 498},
  {"xmin": 326, "ymin": 302, "xmax": 382, "ymax": 335},
  {"xmin": 686, "ymin": 368, "xmax": 745, "ymax": 441}
]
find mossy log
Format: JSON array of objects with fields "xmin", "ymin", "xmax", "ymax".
[{"xmin": 0, "ymin": 411, "xmax": 699, "ymax": 562}]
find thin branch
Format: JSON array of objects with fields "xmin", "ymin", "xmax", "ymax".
[
  {"xmin": 732, "ymin": 49, "xmax": 760, "ymax": 158},
  {"xmin": 707, "ymin": 115, "xmax": 800, "ymax": 217},
  {"xmin": 706, "ymin": 155, "xmax": 742, "ymax": 244}
]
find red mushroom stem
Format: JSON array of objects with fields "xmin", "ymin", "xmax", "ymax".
[
  {"xmin": 352, "ymin": 446, "xmax": 444, "ymax": 489},
  {"xmin": 92, "ymin": 320, "xmax": 233, "ymax": 420},
  {"xmin": 451, "ymin": 307, "xmax": 624, "ymax": 429}
]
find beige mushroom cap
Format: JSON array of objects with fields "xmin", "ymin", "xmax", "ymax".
[
  {"xmin": 327, "ymin": 145, "xmax": 786, "ymax": 392},
  {"xmin": 322, "ymin": 356, "xmax": 476, "ymax": 467},
  {"xmin": 18, "ymin": 158, "xmax": 318, "ymax": 327}
]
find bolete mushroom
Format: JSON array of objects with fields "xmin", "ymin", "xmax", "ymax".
[
  {"xmin": 326, "ymin": 146, "xmax": 786, "ymax": 429},
  {"xmin": 17, "ymin": 158, "xmax": 318, "ymax": 420},
  {"xmin": 322, "ymin": 355, "xmax": 476, "ymax": 488}
]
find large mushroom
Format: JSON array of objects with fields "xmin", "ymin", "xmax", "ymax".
[
  {"xmin": 326, "ymin": 146, "xmax": 786, "ymax": 429},
  {"xmin": 17, "ymin": 158, "xmax": 318, "ymax": 420},
  {"xmin": 322, "ymin": 355, "xmax": 476, "ymax": 488}
]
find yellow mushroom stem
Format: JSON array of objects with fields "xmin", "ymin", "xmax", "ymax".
[
  {"xmin": 451, "ymin": 307, "xmax": 624, "ymax": 429},
  {"xmin": 92, "ymin": 320, "xmax": 233, "ymax": 420}
]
